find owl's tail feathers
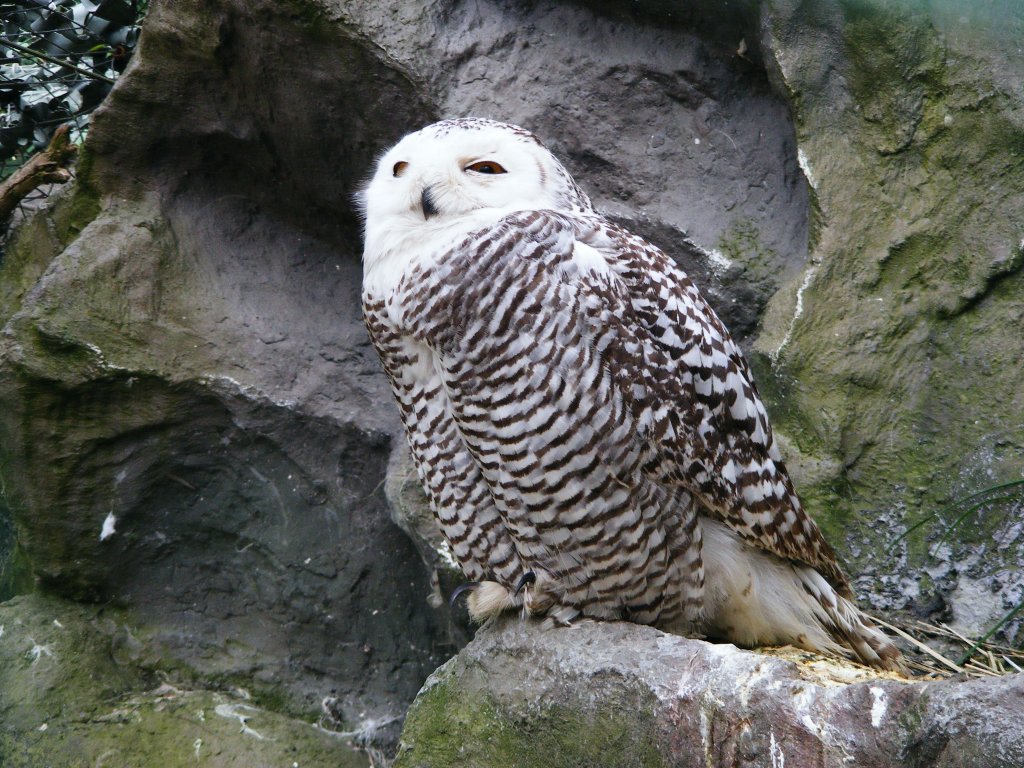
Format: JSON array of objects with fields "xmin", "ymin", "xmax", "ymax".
[
  {"xmin": 699, "ymin": 518, "xmax": 904, "ymax": 672},
  {"xmin": 795, "ymin": 566, "xmax": 905, "ymax": 672}
]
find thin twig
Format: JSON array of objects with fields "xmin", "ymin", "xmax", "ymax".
[
  {"xmin": 873, "ymin": 616, "xmax": 964, "ymax": 674},
  {"xmin": 964, "ymin": 661, "xmax": 1001, "ymax": 678},
  {"xmin": 1, "ymin": 37, "xmax": 115, "ymax": 84}
]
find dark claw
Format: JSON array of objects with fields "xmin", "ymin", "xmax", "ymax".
[
  {"xmin": 514, "ymin": 571, "xmax": 536, "ymax": 595},
  {"xmin": 449, "ymin": 581, "xmax": 479, "ymax": 607}
]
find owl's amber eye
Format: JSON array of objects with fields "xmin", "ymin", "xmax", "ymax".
[
  {"xmin": 392, "ymin": 161, "xmax": 409, "ymax": 177},
  {"xmin": 465, "ymin": 161, "xmax": 507, "ymax": 175}
]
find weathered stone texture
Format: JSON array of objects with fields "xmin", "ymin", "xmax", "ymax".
[
  {"xmin": 0, "ymin": 594, "xmax": 370, "ymax": 767},
  {"xmin": 397, "ymin": 618, "xmax": 1024, "ymax": 768}
]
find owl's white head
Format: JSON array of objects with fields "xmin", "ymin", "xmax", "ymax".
[{"xmin": 359, "ymin": 118, "xmax": 593, "ymax": 274}]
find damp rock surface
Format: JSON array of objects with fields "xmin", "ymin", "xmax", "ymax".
[{"xmin": 0, "ymin": 594, "xmax": 370, "ymax": 768}]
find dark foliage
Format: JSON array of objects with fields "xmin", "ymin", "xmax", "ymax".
[{"xmin": 0, "ymin": 0, "xmax": 146, "ymax": 179}]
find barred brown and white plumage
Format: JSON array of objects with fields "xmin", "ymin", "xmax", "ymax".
[{"xmin": 359, "ymin": 117, "xmax": 902, "ymax": 670}]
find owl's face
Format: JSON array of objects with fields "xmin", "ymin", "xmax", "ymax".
[{"xmin": 360, "ymin": 119, "xmax": 592, "ymax": 269}]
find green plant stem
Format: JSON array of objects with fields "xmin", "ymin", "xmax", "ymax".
[
  {"xmin": 889, "ymin": 478, "xmax": 1024, "ymax": 553},
  {"xmin": 956, "ymin": 598, "xmax": 1024, "ymax": 666},
  {"xmin": 932, "ymin": 494, "xmax": 1021, "ymax": 551}
]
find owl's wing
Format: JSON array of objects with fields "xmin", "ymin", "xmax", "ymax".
[{"xmin": 577, "ymin": 217, "xmax": 851, "ymax": 594}]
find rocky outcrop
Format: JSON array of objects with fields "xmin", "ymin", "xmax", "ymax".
[
  {"xmin": 397, "ymin": 618, "xmax": 1024, "ymax": 768},
  {"xmin": 0, "ymin": 0, "xmax": 452, "ymax": 751},
  {"xmin": 754, "ymin": 0, "xmax": 1024, "ymax": 634}
]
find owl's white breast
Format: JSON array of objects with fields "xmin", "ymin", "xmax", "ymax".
[{"xmin": 362, "ymin": 206, "xmax": 530, "ymax": 301}]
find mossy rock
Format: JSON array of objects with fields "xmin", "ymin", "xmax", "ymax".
[
  {"xmin": 396, "ymin": 661, "xmax": 666, "ymax": 768},
  {"xmin": 758, "ymin": 0, "xmax": 1024, "ymax": 631},
  {"xmin": 0, "ymin": 593, "xmax": 369, "ymax": 768}
]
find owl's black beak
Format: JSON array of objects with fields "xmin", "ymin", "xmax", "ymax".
[{"xmin": 421, "ymin": 185, "xmax": 440, "ymax": 219}]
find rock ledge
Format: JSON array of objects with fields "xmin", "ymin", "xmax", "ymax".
[{"xmin": 397, "ymin": 617, "xmax": 1024, "ymax": 768}]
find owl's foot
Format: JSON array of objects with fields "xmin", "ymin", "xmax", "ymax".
[
  {"xmin": 539, "ymin": 604, "xmax": 582, "ymax": 629},
  {"xmin": 449, "ymin": 580, "xmax": 517, "ymax": 623},
  {"xmin": 517, "ymin": 569, "xmax": 576, "ymax": 626},
  {"xmin": 448, "ymin": 581, "xmax": 479, "ymax": 607},
  {"xmin": 514, "ymin": 571, "xmax": 536, "ymax": 595}
]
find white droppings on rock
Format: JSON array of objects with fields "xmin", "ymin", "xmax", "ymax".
[
  {"xmin": 215, "ymin": 703, "xmax": 268, "ymax": 741},
  {"xmin": 770, "ymin": 730, "xmax": 786, "ymax": 767},
  {"xmin": 772, "ymin": 266, "xmax": 816, "ymax": 362},
  {"xmin": 797, "ymin": 147, "xmax": 816, "ymax": 190},
  {"xmin": 706, "ymin": 247, "xmax": 733, "ymax": 275},
  {"xmin": 870, "ymin": 686, "xmax": 887, "ymax": 728},
  {"xmin": 28, "ymin": 638, "xmax": 54, "ymax": 664},
  {"xmin": 794, "ymin": 147, "xmax": 819, "ymax": 191},
  {"xmin": 100, "ymin": 511, "xmax": 117, "ymax": 541}
]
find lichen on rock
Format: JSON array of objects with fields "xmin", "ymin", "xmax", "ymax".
[{"xmin": 757, "ymin": 0, "xmax": 1024, "ymax": 637}]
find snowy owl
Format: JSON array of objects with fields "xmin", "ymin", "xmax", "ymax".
[{"xmin": 359, "ymin": 117, "xmax": 901, "ymax": 670}]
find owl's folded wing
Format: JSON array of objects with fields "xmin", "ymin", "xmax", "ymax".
[{"xmin": 576, "ymin": 218, "xmax": 853, "ymax": 596}]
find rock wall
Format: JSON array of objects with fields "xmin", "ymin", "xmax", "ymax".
[
  {"xmin": 0, "ymin": 0, "xmax": 1021, "ymax": 763},
  {"xmin": 755, "ymin": 0, "xmax": 1024, "ymax": 633}
]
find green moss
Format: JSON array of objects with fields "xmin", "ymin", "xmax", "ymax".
[
  {"xmin": 0, "ymin": 179, "xmax": 102, "ymax": 327},
  {"xmin": 396, "ymin": 671, "xmax": 666, "ymax": 768},
  {"xmin": 717, "ymin": 218, "xmax": 780, "ymax": 288},
  {"xmin": 0, "ymin": 594, "xmax": 368, "ymax": 768},
  {"xmin": 753, "ymin": 0, "xmax": 1024, "ymax": 593},
  {"xmin": 841, "ymin": 1, "xmax": 946, "ymax": 156}
]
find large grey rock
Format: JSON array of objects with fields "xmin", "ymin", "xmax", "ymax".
[
  {"xmin": 0, "ymin": 0, "xmax": 816, "ymax": 738},
  {"xmin": 754, "ymin": 0, "xmax": 1024, "ymax": 635},
  {"xmin": 397, "ymin": 617, "xmax": 1024, "ymax": 768},
  {"xmin": 0, "ymin": 0, "xmax": 452, "ymax": 746}
]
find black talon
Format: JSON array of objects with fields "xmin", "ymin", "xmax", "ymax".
[
  {"xmin": 514, "ymin": 571, "xmax": 536, "ymax": 595},
  {"xmin": 449, "ymin": 581, "xmax": 479, "ymax": 607}
]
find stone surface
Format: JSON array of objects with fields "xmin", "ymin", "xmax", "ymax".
[
  {"xmin": 0, "ymin": 0, "xmax": 818, "ymax": 742},
  {"xmin": 397, "ymin": 617, "xmax": 1024, "ymax": 768},
  {"xmin": 0, "ymin": 0, "xmax": 454, "ymax": 748},
  {"xmin": 0, "ymin": 593, "xmax": 369, "ymax": 768}
]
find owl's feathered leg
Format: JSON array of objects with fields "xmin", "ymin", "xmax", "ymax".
[
  {"xmin": 449, "ymin": 581, "xmax": 519, "ymax": 622},
  {"xmin": 698, "ymin": 518, "xmax": 904, "ymax": 671}
]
